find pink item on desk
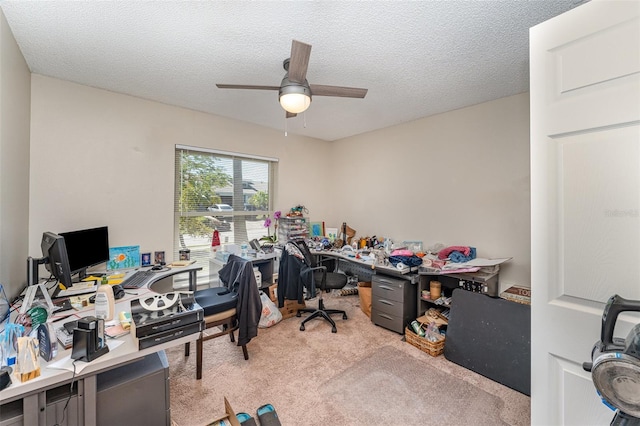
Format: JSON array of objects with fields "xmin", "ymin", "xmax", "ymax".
[
  {"xmin": 438, "ymin": 246, "xmax": 471, "ymax": 260},
  {"xmin": 390, "ymin": 249, "xmax": 413, "ymax": 257}
]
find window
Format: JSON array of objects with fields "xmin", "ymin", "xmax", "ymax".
[{"xmin": 174, "ymin": 145, "xmax": 278, "ymax": 285}]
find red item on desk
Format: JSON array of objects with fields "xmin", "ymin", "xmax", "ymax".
[{"xmin": 211, "ymin": 230, "xmax": 220, "ymax": 248}]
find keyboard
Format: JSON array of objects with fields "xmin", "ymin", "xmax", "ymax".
[{"xmin": 121, "ymin": 270, "xmax": 156, "ymax": 289}]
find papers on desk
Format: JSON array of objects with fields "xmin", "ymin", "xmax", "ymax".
[
  {"xmin": 457, "ymin": 257, "xmax": 512, "ymax": 267},
  {"xmin": 56, "ymin": 282, "xmax": 97, "ymax": 297}
]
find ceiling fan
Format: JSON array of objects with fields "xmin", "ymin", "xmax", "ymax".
[{"xmin": 216, "ymin": 40, "xmax": 368, "ymax": 118}]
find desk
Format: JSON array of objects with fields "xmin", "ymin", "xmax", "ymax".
[
  {"xmin": 311, "ymin": 250, "xmax": 418, "ymax": 334},
  {"xmin": 0, "ymin": 265, "xmax": 202, "ymax": 426},
  {"xmin": 209, "ymin": 253, "xmax": 276, "ymax": 291},
  {"xmin": 310, "ymin": 249, "xmax": 419, "ymax": 283}
]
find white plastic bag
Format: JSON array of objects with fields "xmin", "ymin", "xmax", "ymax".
[{"xmin": 258, "ymin": 291, "xmax": 282, "ymax": 328}]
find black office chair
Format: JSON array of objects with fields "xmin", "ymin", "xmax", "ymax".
[{"xmin": 289, "ymin": 239, "xmax": 348, "ymax": 333}]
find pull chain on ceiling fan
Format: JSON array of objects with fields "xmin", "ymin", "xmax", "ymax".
[{"xmin": 216, "ymin": 40, "xmax": 368, "ymax": 118}]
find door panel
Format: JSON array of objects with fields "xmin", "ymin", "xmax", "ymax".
[
  {"xmin": 561, "ymin": 127, "xmax": 640, "ymax": 302},
  {"xmin": 531, "ymin": 1, "xmax": 640, "ymax": 425}
]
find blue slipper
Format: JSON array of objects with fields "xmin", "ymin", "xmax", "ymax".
[
  {"xmin": 236, "ymin": 412, "xmax": 257, "ymax": 426},
  {"xmin": 256, "ymin": 404, "xmax": 281, "ymax": 426}
]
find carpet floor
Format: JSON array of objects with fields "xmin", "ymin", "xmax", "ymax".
[{"xmin": 165, "ymin": 292, "xmax": 530, "ymax": 426}]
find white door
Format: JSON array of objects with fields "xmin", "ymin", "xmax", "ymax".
[{"xmin": 531, "ymin": 1, "xmax": 640, "ymax": 425}]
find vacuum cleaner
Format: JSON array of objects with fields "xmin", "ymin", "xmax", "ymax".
[{"xmin": 583, "ymin": 294, "xmax": 640, "ymax": 426}]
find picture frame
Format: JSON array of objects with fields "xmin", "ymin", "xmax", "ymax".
[
  {"xmin": 325, "ymin": 227, "xmax": 338, "ymax": 242},
  {"xmin": 107, "ymin": 245, "xmax": 141, "ymax": 271},
  {"xmin": 309, "ymin": 221, "xmax": 325, "ymax": 238},
  {"xmin": 141, "ymin": 252, "xmax": 152, "ymax": 266},
  {"xmin": 154, "ymin": 251, "xmax": 165, "ymax": 265}
]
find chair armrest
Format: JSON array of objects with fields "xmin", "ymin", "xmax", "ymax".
[{"xmin": 308, "ymin": 265, "xmax": 327, "ymax": 287}]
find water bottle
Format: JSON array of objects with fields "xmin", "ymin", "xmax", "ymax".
[{"xmin": 241, "ymin": 243, "xmax": 248, "ymax": 258}]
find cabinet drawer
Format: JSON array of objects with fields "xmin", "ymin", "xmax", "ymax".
[
  {"xmin": 371, "ymin": 309, "xmax": 404, "ymax": 334},
  {"xmin": 372, "ymin": 295, "xmax": 404, "ymax": 318},
  {"xmin": 372, "ymin": 275, "xmax": 409, "ymax": 303}
]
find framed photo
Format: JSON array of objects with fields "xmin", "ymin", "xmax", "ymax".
[
  {"xmin": 309, "ymin": 221, "xmax": 325, "ymax": 238},
  {"xmin": 141, "ymin": 252, "xmax": 152, "ymax": 266},
  {"xmin": 154, "ymin": 251, "xmax": 165, "ymax": 265},
  {"xmin": 325, "ymin": 227, "xmax": 338, "ymax": 242},
  {"xmin": 107, "ymin": 245, "xmax": 141, "ymax": 271}
]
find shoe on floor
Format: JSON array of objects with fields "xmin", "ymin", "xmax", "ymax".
[{"xmin": 256, "ymin": 404, "xmax": 281, "ymax": 426}]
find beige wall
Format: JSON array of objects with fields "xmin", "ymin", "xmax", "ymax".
[
  {"xmin": 26, "ymin": 77, "xmax": 531, "ymax": 292},
  {"xmin": 0, "ymin": 9, "xmax": 31, "ymax": 301},
  {"xmin": 327, "ymin": 94, "xmax": 531, "ymax": 288},
  {"xmin": 28, "ymin": 75, "xmax": 333, "ymax": 266}
]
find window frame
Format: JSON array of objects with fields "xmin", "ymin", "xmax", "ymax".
[{"xmin": 173, "ymin": 145, "xmax": 278, "ymax": 287}]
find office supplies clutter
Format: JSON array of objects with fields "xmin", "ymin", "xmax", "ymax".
[
  {"xmin": 15, "ymin": 336, "xmax": 40, "ymax": 382},
  {"xmin": 2, "ymin": 323, "xmax": 25, "ymax": 367},
  {"xmin": 37, "ymin": 322, "xmax": 58, "ymax": 361},
  {"xmin": 131, "ymin": 293, "xmax": 204, "ymax": 350},
  {"xmin": 94, "ymin": 276, "xmax": 115, "ymax": 321},
  {"xmin": 71, "ymin": 316, "xmax": 109, "ymax": 362},
  {"xmin": 119, "ymin": 311, "xmax": 132, "ymax": 330}
]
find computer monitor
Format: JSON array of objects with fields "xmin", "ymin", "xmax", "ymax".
[
  {"xmin": 40, "ymin": 231, "xmax": 73, "ymax": 287},
  {"xmin": 60, "ymin": 226, "xmax": 109, "ymax": 281}
]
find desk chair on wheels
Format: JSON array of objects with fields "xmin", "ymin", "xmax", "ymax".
[
  {"xmin": 184, "ymin": 254, "xmax": 261, "ymax": 379},
  {"xmin": 289, "ymin": 239, "xmax": 348, "ymax": 333}
]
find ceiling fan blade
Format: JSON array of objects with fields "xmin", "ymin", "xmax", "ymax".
[
  {"xmin": 286, "ymin": 111, "xmax": 297, "ymax": 119},
  {"xmin": 216, "ymin": 84, "xmax": 279, "ymax": 91},
  {"xmin": 288, "ymin": 40, "xmax": 312, "ymax": 84},
  {"xmin": 310, "ymin": 84, "xmax": 368, "ymax": 98}
]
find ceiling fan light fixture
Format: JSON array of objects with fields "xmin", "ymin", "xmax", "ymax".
[{"xmin": 279, "ymin": 84, "xmax": 311, "ymax": 114}]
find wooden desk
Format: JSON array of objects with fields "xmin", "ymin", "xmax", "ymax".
[{"xmin": 0, "ymin": 265, "xmax": 202, "ymax": 426}]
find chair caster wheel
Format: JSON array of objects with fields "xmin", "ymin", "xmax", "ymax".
[
  {"xmin": 343, "ymin": 314, "xmax": 348, "ymax": 320},
  {"xmin": 296, "ymin": 312, "xmax": 301, "ymax": 317},
  {"xmin": 331, "ymin": 327, "xmax": 337, "ymax": 333},
  {"xmin": 300, "ymin": 325, "xmax": 305, "ymax": 331}
]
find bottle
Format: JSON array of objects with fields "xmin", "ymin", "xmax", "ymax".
[{"xmin": 95, "ymin": 277, "xmax": 115, "ymax": 321}]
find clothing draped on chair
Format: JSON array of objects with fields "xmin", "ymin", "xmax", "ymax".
[
  {"xmin": 278, "ymin": 239, "xmax": 348, "ymax": 333},
  {"xmin": 186, "ymin": 254, "xmax": 262, "ymax": 379},
  {"xmin": 277, "ymin": 243, "xmax": 316, "ymax": 307},
  {"xmin": 218, "ymin": 254, "xmax": 262, "ymax": 346}
]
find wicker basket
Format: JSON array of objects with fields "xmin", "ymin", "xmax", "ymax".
[{"xmin": 405, "ymin": 327, "xmax": 445, "ymax": 357}]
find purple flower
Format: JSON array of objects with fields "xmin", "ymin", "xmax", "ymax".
[
  {"xmin": 263, "ymin": 217, "xmax": 272, "ymax": 228},
  {"xmin": 274, "ymin": 210, "xmax": 281, "ymax": 220}
]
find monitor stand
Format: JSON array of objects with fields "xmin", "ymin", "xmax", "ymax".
[{"xmin": 20, "ymin": 283, "xmax": 55, "ymax": 314}]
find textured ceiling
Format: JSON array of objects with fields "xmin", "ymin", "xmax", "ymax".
[{"xmin": 0, "ymin": 1, "xmax": 585, "ymax": 141}]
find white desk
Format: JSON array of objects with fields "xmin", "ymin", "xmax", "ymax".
[
  {"xmin": 0, "ymin": 264, "xmax": 202, "ymax": 426},
  {"xmin": 209, "ymin": 253, "xmax": 276, "ymax": 291}
]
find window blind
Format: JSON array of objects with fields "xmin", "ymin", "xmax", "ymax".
[{"xmin": 174, "ymin": 146, "xmax": 277, "ymax": 285}]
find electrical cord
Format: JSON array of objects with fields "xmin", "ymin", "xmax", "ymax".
[{"xmin": 53, "ymin": 359, "xmax": 78, "ymax": 426}]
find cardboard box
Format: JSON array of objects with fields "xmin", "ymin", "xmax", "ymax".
[
  {"xmin": 268, "ymin": 284, "xmax": 278, "ymax": 302},
  {"xmin": 268, "ymin": 283, "xmax": 306, "ymax": 319},
  {"xmin": 207, "ymin": 397, "xmax": 240, "ymax": 426},
  {"xmin": 279, "ymin": 299, "xmax": 306, "ymax": 320}
]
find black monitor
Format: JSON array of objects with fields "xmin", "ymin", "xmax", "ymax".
[
  {"xmin": 40, "ymin": 231, "xmax": 73, "ymax": 287},
  {"xmin": 60, "ymin": 226, "xmax": 109, "ymax": 281}
]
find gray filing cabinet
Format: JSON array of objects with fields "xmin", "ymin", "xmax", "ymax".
[
  {"xmin": 0, "ymin": 351, "xmax": 170, "ymax": 426},
  {"xmin": 371, "ymin": 273, "xmax": 416, "ymax": 334}
]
